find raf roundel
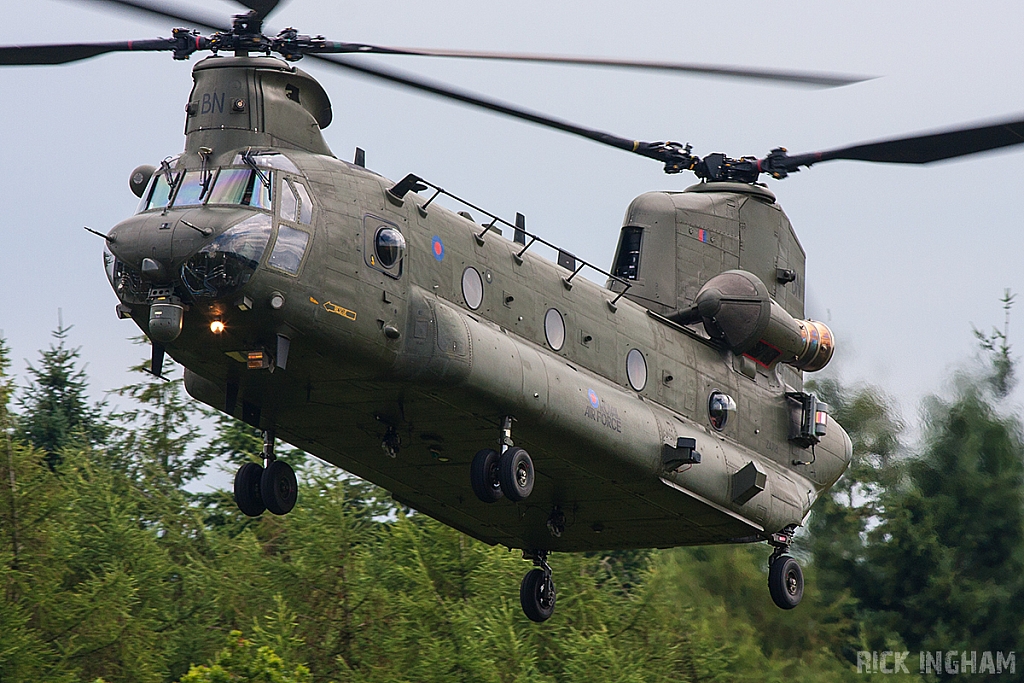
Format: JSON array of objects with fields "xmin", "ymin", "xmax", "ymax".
[
  {"xmin": 588, "ymin": 389, "xmax": 600, "ymax": 409},
  {"xmin": 431, "ymin": 235, "xmax": 445, "ymax": 261}
]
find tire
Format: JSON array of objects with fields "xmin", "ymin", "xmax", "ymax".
[
  {"xmin": 470, "ymin": 448, "xmax": 504, "ymax": 503},
  {"xmin": 520, "ymin": 568, "xmax": 556, "ymax": 622},
  {"xmin": 499, "ymin": 446, "xmax": 534, "ymax": 502},
  {"xmin": 234, "ymin": 462, "xmax": 265, "ymax": 517},
  {"xmin": 768, "ymin": 554, "xmax": 803, "ymax": 609},
  {"xmin": 261, "ymin": 460, "xmax": 298, "ymax": 515}
]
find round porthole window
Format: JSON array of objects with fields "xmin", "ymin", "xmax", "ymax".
[
  {"xmin": 544, "ymin": 308, "xmax": 565, "ymax": 351},
  {"xmin": 374, "ymin": 226, "xmax": 406, "ymax": 268},
  {"xmin": 708, "ymin": 391, "xmax": 736, "ymax": 431},
  {"xmin": 462, "ymin": 267, "xmax": 484, "ymax": 310},
  {"xmin": 626, "ymin": 348, "xmax": 647, "ymax": 391}
]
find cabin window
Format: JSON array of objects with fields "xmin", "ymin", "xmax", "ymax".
[
  {"xmin": 708, "ymin": 391, "xmax": 736, "ymax": 431},
  {"xmin": 462, "ymin": 267, "xmax": 484, "ymax": 310},
  {"xmin": 268, "ymin": 224, "xmax": 310, "ymax": 275},
  {"xmin": 612, "ymin": 227, "xmax": 643, "ymax": 280},
  {"xmin": 544, "ymin": 308, "xmax": 565, "ymax": 351},
  {"xmin": 626, "ymin": 348, "xmax": 647, "ymax": 391},
  {"xmin": 364, "ymin": 216, "xmax": 404, "ymax": 279},
  {"xmin": 374, "ymin": 227, "xmax": 406, "ymax": 268}
]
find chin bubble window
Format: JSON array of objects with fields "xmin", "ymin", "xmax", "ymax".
[
  {"xmin": 180, "ymin": 213, "xmax": 273, "ymax": 298},
  {"xmin": 268, "ymin": 224, "xmax": 310, "ymax": 275},
  {"xmin": 708, "ymin": 391, "xmax": 736, "ymax": 431}
]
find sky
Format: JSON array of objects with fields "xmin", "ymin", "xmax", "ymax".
[{"xmin": 3, "ymin": 0, "xmax": 1024, "ymax": 435}]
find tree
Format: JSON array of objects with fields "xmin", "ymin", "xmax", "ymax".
[
  {"xmin": 108, "ymin": 346, "xmax": 211, "ymax": 489},
  {"xmin": 176, "ymin": 631, "xmax": 311, "ymax": 683},
  {"xmin": 805, "ymin": 377, "xmax": 904, "ymax": 654},
  {"xmin": 841, "ymin": 294, "xmax": 1024, "ymax": 661},
  {"xmin": 17, "ymin": 323, "xmax": 107, "ymax": 466}
]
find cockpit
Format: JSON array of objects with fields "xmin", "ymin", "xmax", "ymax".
[{"xmin": 111, "ymin": 151, "xmax": 315, "ymax": 303}]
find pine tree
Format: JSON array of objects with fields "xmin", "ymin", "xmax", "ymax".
[
  {"xmin": 17, "ymin": 323, "xmax": 107, "ymax": 466},
  {"xmin": 857, "ymin": 293, "xmax": 1024, "ymax": 657},
  {"xmin": 109, "ymin": 345, "xmax": 211, "ymax": 489}
]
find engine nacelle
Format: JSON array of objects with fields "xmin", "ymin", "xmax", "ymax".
[{"xmin": 671, "ymin": 270, "xmax": 834, "ymax": 372}]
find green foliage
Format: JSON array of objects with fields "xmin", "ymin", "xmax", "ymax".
[
  {"xmin": 176, "ymin": 632, "xmax": 311, "ymax": 683},
  {"xmin": 857, "ymin": 363, "xmax": 1024, "ymax": 655},
  {"xmin": 16, "ymin": 323, "xmax": 108, "ymax": 466},
  {"xmin": 108, "ymin": 346, "xmax": 212, "ymax": 488},
  {"xmin": 5, "ymin": 293, "xmax": 1024, "ymax": 682}
]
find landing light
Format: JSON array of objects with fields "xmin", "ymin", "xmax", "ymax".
[{"xmin": 210, "ymin": 320, "xmax": 226, "ymax": 334}]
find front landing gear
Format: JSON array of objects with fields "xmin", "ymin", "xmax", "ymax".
[
  {"xmin": 233, "ymin": 429, "xmax": 297, "ymax": 517},
  {"xmin": 520, "ymin": 550, "xmax": 556, "ymax": 622},
  {"xmin": 766, "ymin": 528, "xmax": 803, "ymax": 609},
  {"xmin": 469, "ymin": 416, "xmax": 535, "ymax": 504}
]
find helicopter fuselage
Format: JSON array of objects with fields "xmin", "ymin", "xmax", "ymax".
[{"xmin": 105, "ymin": 55, "xmax": 851, "ymax": 553}]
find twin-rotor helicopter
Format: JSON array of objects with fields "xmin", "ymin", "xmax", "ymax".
[{"xmin": 6, "ymin": 0, "xmax": 1024, "ymax": 622}]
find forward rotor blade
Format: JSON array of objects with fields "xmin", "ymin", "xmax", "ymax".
[
  {"xmin": 75, "ymin": 0, "xmax": 229, "ymax": 32},
  {"xmin": 309, "ymin": 53, "xmax": 650, "ymax": 156},
  {"xmin": 0, "ymin": 39, "xmax": 173, "ymax": 65},
  {"xmin": 313, "ymin": 44, "xmax": 871, "ymax": 88}
]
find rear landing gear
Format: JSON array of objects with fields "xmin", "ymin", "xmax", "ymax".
[
  {"xmin": 520, "ymin": 550, "xmax": 556, "ymax": 622},
  {"xmin": 233, "ymin": 429, "xmax": 297, "ymax": 517},
  {"xmin": 766, "ymin": 528, "xmax": 803, "ymax": 609}
]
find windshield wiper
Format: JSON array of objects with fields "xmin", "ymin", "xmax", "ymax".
[{"xmin": 241, "ymin": 149, "xmax": 272, "ymax": 190}]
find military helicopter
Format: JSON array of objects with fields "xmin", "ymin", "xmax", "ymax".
[{"xmin": 6, "ymin": 0, "xmax": 1024, "ymax": 623}]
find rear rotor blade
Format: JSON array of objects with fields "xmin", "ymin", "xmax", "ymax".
[
  {"xmin": 773, "ymin": 114, "xmax": 1024, "ymax": 176},
  {"xmin": 315, "ymin": 44, "xmax": 871, "ymax": 88},
  {"xmin": 0, "ymin": 39, "xmax": 174, "ymax": 65},
  {"xmin": 818, "ymin": 115, "xmax": 1024, "ymax": 164}
]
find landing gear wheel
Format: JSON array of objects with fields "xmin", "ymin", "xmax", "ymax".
[
  {"xmin": 520, "ymin": 568, "xmax": 556, "ymax": 622},
  {"xmin": 470, "ymin": 448, "xmax": 504, "ymax": 503},
  {"xmin": 499, "ymin": 446, "xmax": 534, "ymax": 502},
  {"xmin": 234, "ymin": 462, "xmax": 265, "ymax": 517},
  {"xmin": 261, "ymin": 459, "xmax": 298, "ymax": 515},
  {"xmin": 768, "ymin": 554, "xmax": 803, "ymax": 609}
]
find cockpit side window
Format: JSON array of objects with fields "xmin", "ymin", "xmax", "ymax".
[
  {"xmin": 294, "ymin": 181, "xmax": 313, "ymax": 224},
  {"xmin": 138, "ymin": 172, "xmax": 173, "ymax": 213},
  {"xmin": 280, "ymin": 179, "xmax": 298, "ymax": 222},
  {"xmin": 279, "ymin": 178, "xmax": 314, "ymax": 224}
]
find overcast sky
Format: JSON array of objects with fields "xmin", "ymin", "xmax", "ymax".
[{"xmin": 3, "ymin": 0, "xmax": 1024, "ymax": 432}]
